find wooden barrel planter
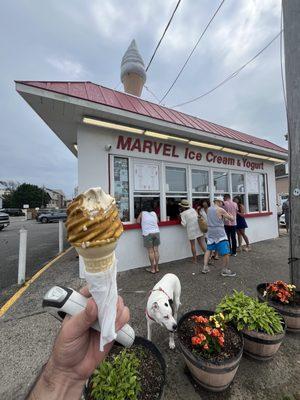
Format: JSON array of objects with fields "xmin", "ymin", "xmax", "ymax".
[
  {"xmin": 242, "ymin": 322, "xmax": 286, "ymax": 361},
  {"xmin": 177, "ymin": 310, "xmax": 243, "ymax": 392},
  {"xmin": 84, "ymin": 337, "xmax": 166, "ymax": 400},
  {"xmin": 257, "ymin": 283, "xmax": 300, "ymax": 333}
]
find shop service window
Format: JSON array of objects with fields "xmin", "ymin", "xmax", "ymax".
[
  {"xmin": 113, "ymin": 157, "xmax": 130, "ymax": 222},
  {"xmin": 165, "ymin": 166, "xmax": 187, "ymax": 220},
  {"xmin": 213, "ymin": 171, "xmax": 228, "ymax": 196},
  {"xmin": 231, "ymin": 173, "xmax": 245, "ymax": 206},
  {"xmin": 259, "ymin": 174, "xmax": 267, "ymax": 211},
  {"xmin": 133, "ymin": 162, "xmax": 160, "ymax": 220},
  {"xmin": 191, "ymin": 169, "xmax": 210, "ymax": 209},
  {"xmin": 246, "ymin": 173, "xmax": 260, "ymax": 212}
]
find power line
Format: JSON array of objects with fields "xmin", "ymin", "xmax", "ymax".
[
  {"xmin": 159, "ymin": 0, "xmax": 226, "ymax": 104},
  {"xmin": 144, "ymin": 85, "xmax": 161, "ymax": 102},
  {"xmin": 146, "ymin": 0, "xmax": 182, "ymax": 72},
  {"xmin": 171, "ymin": 31, "xmax": 282, "ymax": 109}
]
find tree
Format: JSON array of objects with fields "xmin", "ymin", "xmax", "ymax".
[
  {"xmin": 0, "ymin": 180, "xmax": 20, "ymax": 191},
  {"xmin": 3, "ymin": 183, "xmax": 50, "ymax": 208}
]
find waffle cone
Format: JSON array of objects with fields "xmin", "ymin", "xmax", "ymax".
[{"xmin": 75, "ymin": 242, "xmax": 116, "ymax": 273}]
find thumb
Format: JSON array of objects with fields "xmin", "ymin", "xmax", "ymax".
[{"xmin": 65, "ymin": 298, "xmax": 98, "ymax": 338}]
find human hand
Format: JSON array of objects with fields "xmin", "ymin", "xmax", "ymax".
[{"xmin": 28, "ymin": 287, "xmax": 130, "ymax": 400}]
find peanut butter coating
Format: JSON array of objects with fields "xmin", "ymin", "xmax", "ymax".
[{"xmin": 65, "ymin": 193, "xmax": 123, "ymax": 248}]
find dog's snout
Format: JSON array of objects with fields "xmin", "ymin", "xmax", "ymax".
[{"xmin": 172, "ymin": 323, "xmax": 178, "ymax": 331}]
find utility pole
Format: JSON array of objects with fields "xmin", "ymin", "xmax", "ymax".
[{"xmin": 283, "ymin": 0, "xmax": 300, "ymax": 286}]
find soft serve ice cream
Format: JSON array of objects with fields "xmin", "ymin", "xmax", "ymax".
[{"xmin": 65, "ymin": 187, "xmax": 124, "ymax": 350}]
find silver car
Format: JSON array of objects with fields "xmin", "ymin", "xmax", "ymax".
[
  {"xmin": 0, "ymin": 212, "xmax": 10, "ymax": 230},
  {"xmin": 37, "ymin": 210, "xmax": 67, "ymax": 223}
]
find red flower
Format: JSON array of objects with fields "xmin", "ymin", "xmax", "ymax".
[
  {"xmin": 211, "ymin": 328, "xmax": 221, "ymax": 337},
  {"xmin": 197, "ymin": 333, "xmax": 206, "ymax": 343},
  {"xmin": 192, "ymin": 336, "xmax": 201, "ymax": 346},
  {"xmin": 192, "ymin": 333, "xmax": 206, "ymax": 346},
  {"xmin": 192, "ymin": 315, "xmax": 209, "ymax": 324},
  {"xmin": 218, "ymin": 336, "xmax": 225, "ymax": 346},
  {"xmin": 203, "ymin": 343, "xmax": 209, "ymax": 350},
  {"xmin": 205, "ymin": 326, "xmax": 212, "ymax": 334}
]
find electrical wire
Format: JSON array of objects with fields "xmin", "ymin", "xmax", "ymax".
[
  {"xmin": 159, "ymin": 0, "xmax": 226, "ymax": 104},
  {"xmin": 171, "ymin": 31, "xmax": 282, "ymax": 109},
  {"xmin": 146, "ymin": 0, "xmax": 182, "ymax": 72},
  {"xmin": 144, "ymin": 85, "xmax": 161, "ymax": 102}
]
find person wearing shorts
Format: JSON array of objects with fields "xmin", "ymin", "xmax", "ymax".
[
  {"xmin": 137, "ymin": 202, "xmax": 160, "ymax": 274},
  {"xmin": 207, "ymin": 240, "xmax": 230, "ymax": 257},
  {"xmin": 202, "ymin": 196, "xmax": 236, "ymax": 277}
]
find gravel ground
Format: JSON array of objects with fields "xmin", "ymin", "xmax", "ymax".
[{"xmin": 0, "ymin": 235, "xmax": 299, "ymax": 400}]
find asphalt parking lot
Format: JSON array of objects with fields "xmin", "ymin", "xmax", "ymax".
[{"xmin": 0, "ymin": 218, "xmax": 68, "ymax": 304}]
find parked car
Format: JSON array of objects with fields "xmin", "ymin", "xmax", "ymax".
[
  {"xmin": 279, "ymin": 214, "xmax": 286, "ymax": 227},
  {"xmin": 0, "ymin": 212, "xmax": 10, "ymax": 230},
  {"xmin": 37, "ymin": 210, "xmax": 67, "ymax": 223},
  {"xmin": 0, "ymin": 208, "xmax": 25, "ymax": 216},
  {"xmin": 35, "ymin": 208, "xmax": 56, "ymax": 220}
]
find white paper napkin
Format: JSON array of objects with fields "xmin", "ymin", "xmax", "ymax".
[{"xmin": 84, "ymin": 258, "xmax": 118, "ymax": 351}]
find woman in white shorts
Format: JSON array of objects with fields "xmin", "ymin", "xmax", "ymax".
[{"xmin": 179, "ymin": 199, "xmax": 206, "ymax": 263}]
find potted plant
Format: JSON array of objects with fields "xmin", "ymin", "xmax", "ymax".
[
  {"xmin": 257, "ymin": 281, "xmax": 300, "ymax": 333},
  {"xmin": 216, "ymin": 291, "xmax": 286, "ymax": 361},
  {"xmin": 84, "ymin": 337, "xmax": 166, "ymax": 400},
  {"xmin": 177, "ymin": 310, "xmax": 243, "ymax": 392}
]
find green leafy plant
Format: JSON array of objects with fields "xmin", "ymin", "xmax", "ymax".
[
  {"xmin": 90, "ymin": 348, "xmax": 141, "ymax": 400},
  {"xmin": 216, "ymin": 290, "xmax": 284, "ymax": 335}
]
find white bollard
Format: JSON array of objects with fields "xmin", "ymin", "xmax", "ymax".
[
  {"xmin": 59, "ymin": 220, "xmax": 64, "ymax": 253},
  {"xmin": 79, "ymin": 256, "xmax": 85, "ymax": 279},
  {"xmin": 18, "ymin": 228, "xmax": 27, "ymax": 285}
]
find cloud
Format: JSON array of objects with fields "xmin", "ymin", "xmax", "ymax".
[
  {"xmin": 0, "ymin": 0, "xmax": 288, "ymax": 198},
  {"xmin": 47, "ymin": 57, "xmax": 87, "ymax": 79}
]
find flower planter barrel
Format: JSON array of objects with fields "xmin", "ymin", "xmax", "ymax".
[
  {"xmin": 177, "ymin": 310, "xmax": 243, "ymax": 392},
  {"xmin": 257, "ymin": 283, "xmax": 300, "ymax": 333},
  {"xmin": 242, "ymin": 323, "xmax": 286, "ymax": 361},
  {"xmin": 84, "ymin": 336, "xmax": 166, "ymax": 400}
]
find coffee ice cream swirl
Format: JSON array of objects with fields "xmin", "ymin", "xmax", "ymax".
[{"xmin": 66, "ymin": 188, "xmax": 123, "ymax": 248}]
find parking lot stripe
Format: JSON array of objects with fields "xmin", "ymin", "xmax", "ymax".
[{"xmin": 0, "ymin": 247, "xmax": 72, "ymax": 317}]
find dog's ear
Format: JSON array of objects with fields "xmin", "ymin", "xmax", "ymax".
[{"xmin": 152, "ymin": 302, "xmax": 159, "ymax": 311}]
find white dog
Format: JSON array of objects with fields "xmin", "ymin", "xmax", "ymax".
[{"xmin": 146, "ymin": 273, "xmax": 181, "ymax": 349}]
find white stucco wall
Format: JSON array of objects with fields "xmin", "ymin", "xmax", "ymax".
[{"xmin": 77, "ymin": 124, "xmax": 278, "ymax": 271}]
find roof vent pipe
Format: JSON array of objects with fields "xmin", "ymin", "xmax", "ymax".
[{"xmin": 121, "ymin": 39, "xmax": 146, "ymax": 97}]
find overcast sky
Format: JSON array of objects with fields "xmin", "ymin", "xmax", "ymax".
[{"xmin": 0, "ymin": 0, "xmax": 287, "ymax": 198}]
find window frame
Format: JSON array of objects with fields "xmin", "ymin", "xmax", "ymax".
[
  {"xmin": 212, "ymin": 168, "xmax": 229, "ymax": 196},
  {"xmin": 191, "ymin": 167, "xmax": 210, "ymax": 198},
  {"xmin": 110, "ymin": 155, "xmax": 270, "ymax": 223},
  {"xmin": 165, "ymin": 164, "xmax": 188, "ymax": 194}
]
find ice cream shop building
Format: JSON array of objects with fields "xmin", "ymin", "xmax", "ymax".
[{"xmin": 16, "ymin": 40, "xmax": 287, "ymax": 271}]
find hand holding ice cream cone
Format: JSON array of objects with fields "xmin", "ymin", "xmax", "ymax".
[{"xmin": 65, "ymin": 187, "xmax": 125, "ymax": 350}]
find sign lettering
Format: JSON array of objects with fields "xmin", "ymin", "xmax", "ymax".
[{"xmin": 116, "ymin": 135, "xmax": 264, "ymax": 171}]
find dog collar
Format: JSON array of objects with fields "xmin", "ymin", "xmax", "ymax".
[
  {"xmin": 149, "ymin": 287, "xmax": 171, "ymax": 300},
  {"xmin": 145, "ymin": 308, "xmax": 156, "ymax": 321}
]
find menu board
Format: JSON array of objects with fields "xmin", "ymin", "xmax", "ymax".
[
  {"xmin": 134, "ymin": 163, "xmax": 159, "ymax": 191},
  {"xmin": 114, "ymin": 157, "xmax": 129, "ymax": 221},
  {"xmin": 246, "ymin": 173, "xmax": 259, "ymax": 193}
]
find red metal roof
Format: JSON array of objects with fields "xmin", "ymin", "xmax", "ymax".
[{"xmin": 16, "ymin": 80, "xmax": 287, "ymax": 154}]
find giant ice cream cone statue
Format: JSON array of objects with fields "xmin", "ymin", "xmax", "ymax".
[
  {"xmin": 66, "ymin": 187, "xmax": 124, "ymax": 350},
  {"xmin": 121, "ymin": 39, "xmax": 146, "ymax": 97}
]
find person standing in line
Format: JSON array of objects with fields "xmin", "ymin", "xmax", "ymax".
[
  {"xmin": 198, "ymin": 199, "xmax": 210, "ymax": 219},
  {"xmin": 137, "ymin": 202, "xmax": 160, "ymax": 274},
  {"xmin": 179, "ymin": 199, "xmax": 206, "ymax": 263},
  {"xmin": 202, "ymin": 196, "xmax": 236, "ymax": 277},
  {"xmin": 223, "ymin": 194, "xmax": 238, "ymax": 256},
  {"xmin": 282, "ymin": 197, "xmax": 290, "ymax": 233},
  {"xmin": 233, "ymin": 197, "xmax": 251, "ymax": 251}
]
